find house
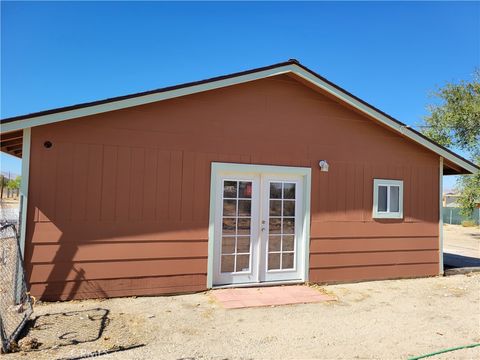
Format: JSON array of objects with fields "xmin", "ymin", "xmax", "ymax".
[
  {"xmin": 1, "ymin": 60, "xmax": 478, "ymax": 301},
  {"xmin": 443, "ymin": 191, "xmax": 461, "ymax": 208}
]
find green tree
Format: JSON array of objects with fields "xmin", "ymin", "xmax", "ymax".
[
  {"xmin": 421, "ymin": 69, "xmax": 480, "ymax": 218},
  {"xmin": 6, "ymin": 176, "xmax": 21, "ymax": 190}
]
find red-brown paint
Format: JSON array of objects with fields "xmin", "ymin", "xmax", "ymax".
[{"xmin": 25, "ymin": 74, "xmax": 439, "ymax": 300}]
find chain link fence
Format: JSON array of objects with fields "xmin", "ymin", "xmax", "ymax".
[
  {"xmin": 0, "ymin": 222, "xmax": 33, "ymax": 353},
  {"xmin": 443, "ymin": 207, "xmax": 480, "ymax": 225}
]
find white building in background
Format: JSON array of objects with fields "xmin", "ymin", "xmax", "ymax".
[{"xmin": 443, "ymin": 191, "xmax": 461, "ymax": 208}]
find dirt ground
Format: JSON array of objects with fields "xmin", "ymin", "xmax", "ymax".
[
  {"xmin": 4, "ymin": 273, "xmax": 480, "ymax": 360},
  {"xmin": 443, "ymin": 224, "xmax": 480, "ymax": 259}
]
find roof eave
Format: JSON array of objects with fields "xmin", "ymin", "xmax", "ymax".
[{"xmin": 0, "ymin": 61, "xmax": 478, "ymax": 175}]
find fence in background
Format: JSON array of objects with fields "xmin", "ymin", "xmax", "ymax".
[
  {"xmin": 0, "ymin": 223, "xmax": 33, "ymax": 353},
  {"xmin": 442, "ymin": 207, "xmax": 480, "ymax": 225},
  {"xmin": 1, "ymin": 189, "xmax": 19, "ymax": 199}
]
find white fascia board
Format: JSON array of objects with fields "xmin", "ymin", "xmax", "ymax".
[
  {"xmin": 0, "ymin": 67, "xmax": 292, "ymax": 133},
  {"xmin": 288, "ymin": 64, "xmax": 478, "ymax": 174},
  {"xmin": 1, "ymin": 63, "xmax": 477, "ymax": 174}
]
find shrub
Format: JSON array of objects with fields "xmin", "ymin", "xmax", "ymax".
[{"xmin": 461, "ymin": 220, "xmax": 477, "ymax": 227}]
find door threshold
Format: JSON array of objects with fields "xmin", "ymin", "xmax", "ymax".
[{"xmin": 211, "ymin": 279, "xmax": 304, "ymax": 289}]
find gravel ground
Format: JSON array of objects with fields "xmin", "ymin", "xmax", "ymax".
[
  {"xmin": 0, "ymin": 200, "xmax": 19, "ymax": 225},
  {"xmin": 4, "ymin": 273, "xmax": 480, "ymax": 359},
  {"xmin": 444, "ymin": 224, "xmax": 479, "ymax": 259}
]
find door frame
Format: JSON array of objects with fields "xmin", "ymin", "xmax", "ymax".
[{"xmin": 207, "ymin": 162, "xmax": 312, "ymax": 288}]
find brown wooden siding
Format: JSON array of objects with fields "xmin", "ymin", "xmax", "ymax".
[{"xmin": 25, "ymin": 74, "xmax": 439, "ymax": 300}]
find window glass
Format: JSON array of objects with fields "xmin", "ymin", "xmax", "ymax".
[
  {"xmin": 236, "ymin": 255, "xmax": 250, "ymax": 272},
  {"xmin": 270, "ymin": 182, "xmax": 282, "ymax": 199},
  {"xmin": 223, "ymin": 200, "xmax": 236, "ymax": 216},
  {"xmin": 283, "ymin": 183, "xmax": 296, "ymax": 199},
  {"xmin": 390, "ymin": 186, "xmax": 400, "ymax": 212},
  {"xmin": 238, "ymin": 181, "xmax": 252, "ymax": 198},
  {"xmin": 268, "ymin": 236, "xmax": 281, "ymax": 252},
  {"xmin": 373, "ymin": 179, "xmax": 403, "ymax": 219},
  {"xmin": 237, "ymin": 218, "xmax": 251, "ymax": 235},
  {"xmin": 221, "ymin": 179, "xmax": 252, "ymax": 273},
  {"xmin": 223, "ymin": 181, "xmax": 237, "ymax": 198},
  {"xmin": 283, "ymin": 201, "xmax": 295, "ymax": 216},
  {"xmin": 221, "ymin": 237, "xmax": 235, "ymax": 254},
  {"xmin": 238, "ymin": 200, "xmax": 251, "ymax": 216},
  {"xmin": 222, "ymin": 218, "xmax": 236, "ymax": 235},
  {"xmin": 268, "ymin": 253, "xmax": 281, "ymax": 270},
  {"xmin": 267, "ymin": 181, "xmax": 297, "ymax": 271},
  {"xmin": 378, "ymin": 186, "xmax": 388, "ymax": 212},
  {"xmin": 282, "ymin": 253, "xmax": 294, "ymax": 269},
  {"xmin": 236, "ymin": 237, "xmax": 250, "ymax": 253},
  {"xmin": 269, "ymin": 200, "xmax": 282, "ymax": 216},
  {"xmin": 221, "ymin": 255, "xmax": 234, "ymax": 272}
]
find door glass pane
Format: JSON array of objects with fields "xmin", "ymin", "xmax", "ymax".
[
  {"xmin": 270, "ymin": 182, "xmax": 282, "ymax": 199},
  {"xmin": 268, "ymin": 236, "xmax": 281, "ymax": 252},
  {"xmin": 283, "ymin": 201, "xmax": 295, "ymax": 216},
  {"xmin": 237, "ymin": 218, "xmax": 251, "ymax": 235},
  {"xmin": 269, "ymin": 200, "xmax": 282, "ymax": 216},
  {"xmin": 268, "ymin": 253, "xmax": 281, "ymax": 270},
  {"xmin": 236, "ymin": 255, "xmax": 250, "ymax": 272},
  {"xmin": 269, "ymin": 218, "xmax": 281, "ymax": 234},
  {"xmin": 239, "ymin": 181, "xmax": 252, "ymax": 198},
  {"xmin": 282, "ymin": 235, "xmax": 294, "ymax": 251},
  {"xmin": 222, "ymin": 218, "xmax": 236, "ymax": 235},
  {"xmin": 224, "ymin": 181, "xmax": 237, "ymax": 198},
  {"xmin": 236, "ymin": 237, "xmax": 250, "ymax": 253},
  {"xmin": 378, "ymin": 186, "xmax": 388, "ymax": 212},
  {"xmin": 238, "ymin": 200, "xmax": 251, "ymax": 216},
  {"xmin": 267, "ymin": 180, "xmax": 297, "ymax": 272},
  {"xmin": 221, "ymin": 237, "xmax": 235, "ymax": 254},
  {"xmin": 223, "ymin": 200, "xmax": 236, "ymax": 216},
  {"xmin": 220, "ymin": 178, "xmax": 252, "ymax": 276},
  {"xmin": 283, "ymin": 183, "xmax": 295, "ymax": 199},
  {"xmin": 282, "ymin": 253, "xmax": 294, "ymax": 269},
  {"xmin": 390, "ymin": 186, "xmax": 400, "ymax": 212},
  {"xmin": 221, "ymin": 255, "xmax": 234, "ymax": 273},
  {"xmin": 283, "ymin": 218, "xmax": 295, "ymax": 234}
]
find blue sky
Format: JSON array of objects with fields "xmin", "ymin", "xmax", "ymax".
[{"xmin": 1, "ymin": 1, "xmax": 479, "ymax": 189}]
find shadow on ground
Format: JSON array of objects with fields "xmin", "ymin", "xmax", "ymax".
[
  {"xmin": 17, "ymin": 308, "xmax": 109, "ymax": 351},
  {"xmin": 444, "ymin": 253, "xmax": 480, "ymax": 268}
]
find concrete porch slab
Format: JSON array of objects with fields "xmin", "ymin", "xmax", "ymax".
[{"xmin": 210, "ymin": 285, "xmax": 335, "ymax": 309}]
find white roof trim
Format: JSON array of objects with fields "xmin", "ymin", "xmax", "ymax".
[
  {"xmin": 1, "ymin": 63, "xmax": 477, "ymax": 174},
  {"xmin": 288, "ymin": 65, "xmax": 478, "ymax": 174},
  {"xmin": 0, "ymin": 67, "xmax": 291, "ymax": 133}
]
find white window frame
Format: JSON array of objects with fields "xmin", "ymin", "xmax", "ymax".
[{"xmin": 372, "ymin": 179, "xmax": 404, "ymax": 219}]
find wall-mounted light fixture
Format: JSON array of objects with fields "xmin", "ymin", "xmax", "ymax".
[{"xmin": 319, "ymin": 160, "xmax": 329, "ymax": 172}]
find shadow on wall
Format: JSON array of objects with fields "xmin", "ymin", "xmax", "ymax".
[
  {"xmin": 25, "ymin": 149, "xmax": 439, "ymax": 300},
  {"xmin": 23, "ymin": 76, "xmax": 442, "ymax": 300}
]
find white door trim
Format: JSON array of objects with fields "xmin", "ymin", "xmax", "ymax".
[{"xmin": 207, "ymin": 162, "xmax": 312, "ymax": 288}]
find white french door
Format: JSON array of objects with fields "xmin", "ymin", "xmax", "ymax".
[
  {"xmin": 212, "ymin": 169, "xmax": 305, "ymax": 286},
  {"xmin": 260, "ymin": 176, "xmax": 304, "ymax": 282},
  {"xmin": 212, "ymin": 174, "xmax": 261, "ymax": 285}
]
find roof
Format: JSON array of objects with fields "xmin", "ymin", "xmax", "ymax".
[{"xmin": 1, "ymin": 59, "xmax": 478, "ymax": 174}]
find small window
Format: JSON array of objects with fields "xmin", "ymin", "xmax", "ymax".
[{"xmin": 373, "ymin": 179, "xmax": 403, "ymax": 219}]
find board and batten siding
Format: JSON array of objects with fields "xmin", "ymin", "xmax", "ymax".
[{"xmin": 25, "ymin": 74, "xmax": 439, "ymax": 300}]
